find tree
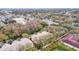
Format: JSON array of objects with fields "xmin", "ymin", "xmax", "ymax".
[
  {"xmin": 22, "ymin": 33, "xmax": 29, "ymax": 38},
  {"xmin": 0, "ymin": 32, "xmax": 9, "ymax": 42}
]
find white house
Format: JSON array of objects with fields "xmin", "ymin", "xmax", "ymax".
[
  {"xmin": 12, "ymin": 18, "xmax": 26, "ymax": 24},
  {"xmin": 31, "ymin": 31, "xmax": 53, "ymax": 46}
]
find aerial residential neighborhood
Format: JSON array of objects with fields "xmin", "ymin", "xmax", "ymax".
[{"xmin": 0, "ymin": 8, "xmax": 79, "ymax": 51}]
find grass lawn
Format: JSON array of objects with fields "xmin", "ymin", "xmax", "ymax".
[
  {"xmin": 53, "ymin": 46, "xmax": 74, "ymax": 51},
  {"xmin": 52, "ymin": 42, "xmax": 76, "ymax": 51}
]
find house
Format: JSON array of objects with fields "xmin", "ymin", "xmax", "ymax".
[
  {"xmin": 31, "ymin": 31, "xmax": 53, "ymax": 48},
  {"xmin": 12, "ymin": 18, "xmax": 26, "ymax": 24},
  {"xmin": 42, "ymin": 19, "xmax": 54, "ymax": 26}
]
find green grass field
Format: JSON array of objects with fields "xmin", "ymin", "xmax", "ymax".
[{"xmin": 52, "ymin": 42, "xmax": 76, "ymax": 51}]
